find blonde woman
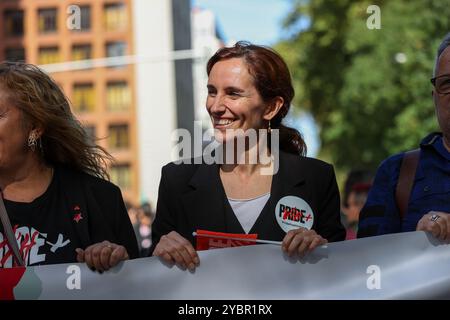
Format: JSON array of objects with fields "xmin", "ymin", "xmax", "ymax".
[{"xmin": 0, "ymin": 62, "xmax": 138, "ymax": 271}]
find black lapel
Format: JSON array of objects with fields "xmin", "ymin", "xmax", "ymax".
[
  {"xmin": 57, "ymin": 165, "xmax": 92, "ymax": 248},
  {"xmin": 180, "ymin": 163, "xmax": 231, "ymax": 233},
  {"xmin": 249, "ymin": 151, "xmax": 307, "ymax": 240},
  {"xmin": 223, "ymin": 196, "xmax": 247, "ymax": 234}
]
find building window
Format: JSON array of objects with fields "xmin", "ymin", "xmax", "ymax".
[
  {"xmin": 38, "ymin": 8, "xmax": 58, "ymax": 33},
  {"xmin": 76, "ymin": 5, "xmax": 91, "ymax": 32},
  {"xmin": 72, "ymin": 44, "xmax": 92, "ymax": 61},
  {"xmin": 38, "ymin": 47, "xmax": 60, "ymax": 64},
  {"xmin": 107, "ymin": 82, "xmax": 130, "ymax": 111},
  {"xmin": 108, "ymin": 124, "xmax": 129, "ymax": 149},
  {"xmin": 84, "ymin": 125, "xmax": 96, "ymax": 144},
  {"xmin": 5, "ymin": 47, "xmax": 25, "ymax": 62},
  {"xmin": 110, "ymin": 164, "xmax": 131, "ymax": 189},
  {"xmin": 4, "ymin": 10, "xmax": 24, "ymax": 37},
  {"xmin": 104, "ymin": 3, "xmax": 127, "ymax": 31},
  {"xmin": 105, "ymin": 41, "xmax": 126, "ymax": 58},
  {"xmin": 73, "ymin": 83, "xmax": 95, "ymax": 112},
  {"xmin": 105, "ymin": 42, "xmax": 126, "ymax": 68}
]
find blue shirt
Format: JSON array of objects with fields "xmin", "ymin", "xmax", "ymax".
[{"xmin": 358, "ymin": 132, "xmax": 450, "ymax": 237}]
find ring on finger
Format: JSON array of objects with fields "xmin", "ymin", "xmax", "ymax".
[{"xmin": 430, "ymin": 214, "xmax": 441, "ymax": 222}]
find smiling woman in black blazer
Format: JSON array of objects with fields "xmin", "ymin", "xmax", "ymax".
[{"xmin": 150, "ymin": 42, "xmax": 345, "ymax": 271}]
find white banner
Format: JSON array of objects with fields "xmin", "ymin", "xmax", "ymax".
[{"xmin": 2, "ymin": 231, "xmax": 450, "ymax": 300}]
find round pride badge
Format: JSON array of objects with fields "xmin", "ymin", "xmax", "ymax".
[{"xmin": 275, "ymin": 196, "xmax": 314, "ymax": 233}]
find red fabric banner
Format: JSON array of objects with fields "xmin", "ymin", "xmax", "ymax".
[{"xmin": 195, "ymin": 229, "xmax": 258, "ymax": 251}]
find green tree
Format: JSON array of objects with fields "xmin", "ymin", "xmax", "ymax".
[{"xmin": 277, "ymin": 0, "xmax": 450, "ymax": 171}]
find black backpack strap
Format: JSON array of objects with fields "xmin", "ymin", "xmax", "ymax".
[
  {"xmin": 0, "ymin": 191, "xmax": 24, "ymax": 266},
  {"xmin": 395, "ymin": 149, "xmax": 420, "ymax": 220}
]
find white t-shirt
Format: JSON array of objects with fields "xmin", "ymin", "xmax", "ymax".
[{"xmin": 227, "ymin": 193, "xmax": 270, "ymax": 234}]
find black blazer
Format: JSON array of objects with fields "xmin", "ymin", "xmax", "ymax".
[
  {"xmin": 58, "ymin": 165, "xmax": 139, "ymax": 259},
  {"xmin": 150, "ymin": 151, "xmax": 345, "ymax": 255}
]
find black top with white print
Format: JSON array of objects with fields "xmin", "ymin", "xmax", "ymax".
[{"xmin": 1, "ymin": 167, "xmax": 81, "ymax": 267}]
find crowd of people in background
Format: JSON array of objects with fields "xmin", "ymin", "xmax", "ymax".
[
  {"xmin": 126, "ymin": 201, "xmax": 155, "ymax": 257},
  {"xmin": 341, "ymin": 170, "xmax": 373, "ymax": 240}
]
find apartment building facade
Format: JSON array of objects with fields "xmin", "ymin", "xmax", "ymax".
[{"xmin": 0, "ymin": 0, "xmax": 196, "ymax": 206}]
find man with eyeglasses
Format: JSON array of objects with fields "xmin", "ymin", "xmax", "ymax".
[{"xmin": 358, "ymin": 33, "xmax": 450, "ymax": 242}]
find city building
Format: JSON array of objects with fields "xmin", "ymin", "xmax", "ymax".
[
  {"xmin": 0, "ymin": 0, "xmax": 196, "ymax": 206},
  {"xmin": 191, "ymin": 5, "xmax": 224, "ymax": 127}
]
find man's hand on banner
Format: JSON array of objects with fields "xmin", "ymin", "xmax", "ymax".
[
  {"xmin": 281, "ymin": 228, "xmax": 328, "ymax": 257},
  {"xmin": 75, "ymin": 241, "xmax": 129, "ymax": 272},
  {"xmin": 153, "ymin": 231, "xmax": 200, "ymax": 271},
  {"xmin": 416, "ymin": 211, "xmax": 450, "ymax": 242}
]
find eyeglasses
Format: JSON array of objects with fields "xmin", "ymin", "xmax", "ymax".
[{"xmin": 431, "ymin": 74, "xmax": 450, "ymax": 94}]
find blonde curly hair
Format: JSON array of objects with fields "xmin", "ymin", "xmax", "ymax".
[{"xmin": 0, "ymin": 61, "xmax": 113, "ymax": 179}]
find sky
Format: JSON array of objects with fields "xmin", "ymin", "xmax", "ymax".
[
  {"xmin": 192, "ymin": 0, "xmax": 295, "ymax": 46},
  {"xmin": 191, "ymin": 0, "xmax": 320, "ymax": 156}
]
